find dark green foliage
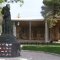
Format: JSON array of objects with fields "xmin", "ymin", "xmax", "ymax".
[
  {"xmin": 43, "ymin": 0, "xmax": 60, "ymax": 6},
  {"xmin": 42, "ymin": 0, "xmax": 60, "ymax": 18}
]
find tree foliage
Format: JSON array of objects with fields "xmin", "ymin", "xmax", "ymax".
[
  {"xmin": 0, "ymin": 0, "xmax": 24, "ymax": 4},
  {"xmin": 0, "ymin": 0, "xmax": 3, "ymax": 3},
  {"xmin": 41, "ymin": 0, "xmax": 60, "ymax": 28}
]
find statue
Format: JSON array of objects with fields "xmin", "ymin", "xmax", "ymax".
[
  {"xmin": 0, "ymin": 4, "xmax": 20, "ymax": 57},
  {"xmin": 1, "ymin": 4, "xmax": 13, "ymax": 34}
]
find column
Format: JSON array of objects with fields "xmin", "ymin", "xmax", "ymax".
[
  {"xmin": 13, "ymin": 22, "xmax": 16, "ymax": 37},
  {"xmin": 45, "ymin": 20, "xmax": 49, "ymax": 43},
  {"xmin": 29, "ymin": 21, "xmax": 31, "ymax": 40}
]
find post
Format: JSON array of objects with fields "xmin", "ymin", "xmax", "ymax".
[
  {"xmin": 13, "ymin": 22, "xmax": 16, "ymax": 37},
  {"xmin": 45, "ymin": 20, "xmax": 49, "ymax": 43},
  {"xmin": 29, "ymin": 21, "xmax": 31, "ymax": 40}
]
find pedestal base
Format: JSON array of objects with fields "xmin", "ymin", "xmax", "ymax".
[{"xmin": 0, "ymin": 34, "xmax": 20, "ymax": 57}]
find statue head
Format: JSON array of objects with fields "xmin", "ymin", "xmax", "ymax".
[{"xmin": 6, "ymin": 4, "xmax": 10, "ymax": 11}]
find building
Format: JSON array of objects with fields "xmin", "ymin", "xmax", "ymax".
[{"xmin": 12, "ymin": 18, "xmax": 60, "ymax": 43}]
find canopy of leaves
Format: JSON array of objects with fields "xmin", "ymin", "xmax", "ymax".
[
  {"xmin": 0, "ymin": 0, "xmax": 24, "ymax": 4},
  {"xmin": 0, "ymin": 0, "xmax": 3, "ymax": 3},
  {"xmin": 41, "ymin": 0, "xmax": 60, "ymax": 28},
  {"xmin": 43, "ymin": 0, "xmax": 60, "ymax": 6}
]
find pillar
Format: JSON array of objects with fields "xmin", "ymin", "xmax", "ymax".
[
  {"xmin": 29, "ymin": 21, "xmax": 31, "ymax": 40},
  {"xmin": 45, "ymin": 20, "xmax": 49, "ymax": 43},
  {"xmin": 13, "ymin": 22, "xmax": 16, "ymax": 37}
]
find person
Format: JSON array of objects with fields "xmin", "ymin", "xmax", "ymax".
[{"xmin": 1, "ymin": 4, "xmax": 13, "ymax": 34}]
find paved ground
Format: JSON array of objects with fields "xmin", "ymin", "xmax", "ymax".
[
  {"xmin": 0, "ymin": 50, "xmax": 60, "ymax": 60},
  {"xmin": 21, "ymin": 50, "xmax": 60, "ymax": 60}
]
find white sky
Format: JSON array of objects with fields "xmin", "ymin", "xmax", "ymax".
[{"xmin": 10, "ymin": 0, "xmax": 44, "ymax": 20}]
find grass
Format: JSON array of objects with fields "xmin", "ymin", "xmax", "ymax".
[{"xmin": 22, "ymin": 44, "xmax": 60, "ymax": 54}]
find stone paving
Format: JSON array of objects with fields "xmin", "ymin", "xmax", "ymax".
[
  {"xmin": 0, "ymin": 57, "xmax": 27, "ymax": 60},
  {"xmin": 21, "ymin": 50, "xmax": 60, "ymax": 60},
  {"xmin": 0, "ymin": 50, "xmax": 60, "ymax": 60}
]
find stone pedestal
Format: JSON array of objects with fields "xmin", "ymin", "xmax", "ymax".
[{"xmin": 0, "ymin": 34, "xmax": 20, "ymax": 57}]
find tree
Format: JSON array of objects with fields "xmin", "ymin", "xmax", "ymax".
[
  {"xmin": 41, "ymin": 0, "xmax": 60, "ymax": 28},
  {"xmin": 41, "ymin": 0, "xmax": 60, "ymax": 42}
]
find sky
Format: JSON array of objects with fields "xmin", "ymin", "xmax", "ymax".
[
  {"xmin": 0, "ymin": 0, "xmax": 44, "ymax": 20},
  {"xmin": 10, "ymin": 0, "xmax": 44, "ymax": 20}
]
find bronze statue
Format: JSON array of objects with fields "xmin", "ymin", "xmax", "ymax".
[
  {"xmin": 1, "ymin": 4, "xmax": 13, "ymax": 34},
  {"xmin": 0, "ymin": 4, "xmax": 20, "ymax": 57}
]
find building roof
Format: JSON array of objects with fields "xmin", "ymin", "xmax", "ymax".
[{"xmin": 11, "ymin": 18, "xmax": 44, "ymax": 21}]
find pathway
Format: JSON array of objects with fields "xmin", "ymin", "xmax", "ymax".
[{"xmin": 21, "ymin": 50, "xmax": 60, "ymax": 60}]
